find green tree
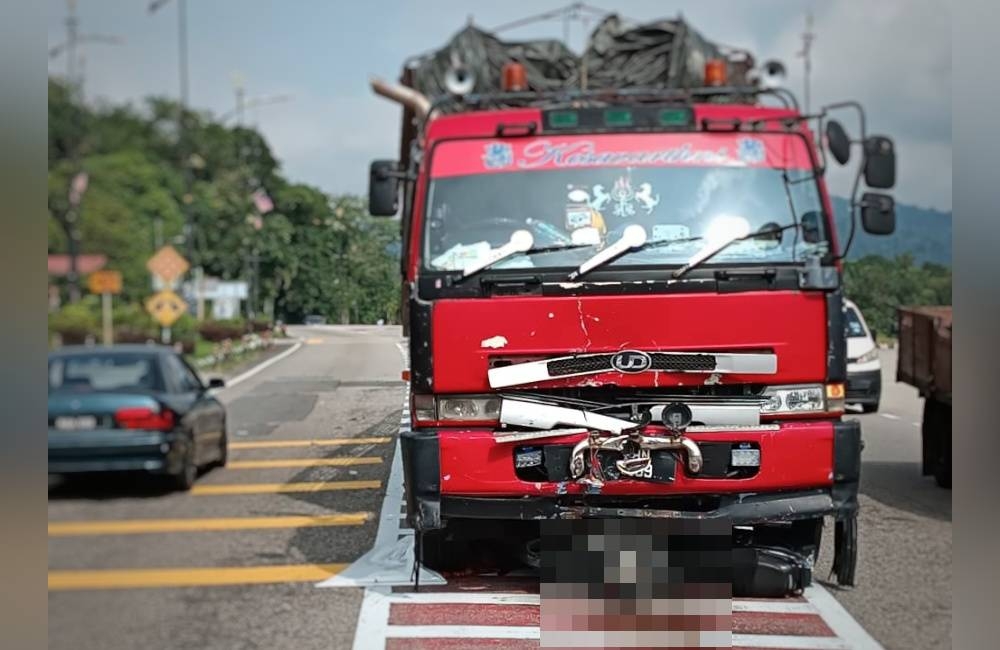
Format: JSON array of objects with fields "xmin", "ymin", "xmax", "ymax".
[
  {"xmin": 48, "ymin": 77, "xmax": 401, "ymax": 324},
  {"xmin": 844, "ymin": 254, "xmax": 951, "ymax": 336}
]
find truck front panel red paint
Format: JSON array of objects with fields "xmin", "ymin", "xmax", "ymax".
[
  {"xmin": 438, "ymin": 421, "xmax": 834, "ymax": 496},
  {"xmin": 430, "ymin": 291, "xmax": 827, "ymax": 393}
]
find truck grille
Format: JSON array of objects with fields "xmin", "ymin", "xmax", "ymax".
[
  {"xmin": 547, "ymin": 356, "xmax": 611, "ymax": 376},
  {"xmin": 546, "ymin": 353, "xmax": 717, "ymax": 376},
  {"xmin": 649, "ymin": 353, "xmax": 716, "ymax": 372}
]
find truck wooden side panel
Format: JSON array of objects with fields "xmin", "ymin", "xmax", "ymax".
[{"xmin": 897, "ymin": 306, "xmax": 952, "ymax": 403}]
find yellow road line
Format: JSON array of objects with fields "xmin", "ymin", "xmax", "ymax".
[
  {"xmin": 191, "ymin": 480, "xmax": 381, "ymax": 495},
  {"xmin": 226, "ymin": 457, "xmax": 381, "ymax": 469},
  {"xmin": 49, "ymin": 563, "xmax": 347, "ymax": 591},
  {"xmin": 49, "ymin": 513, "xmax": 370, "ymax": 536},
  {"xmin": 229, "ymin": 437, "xmax": 391, "ymax": 450}
]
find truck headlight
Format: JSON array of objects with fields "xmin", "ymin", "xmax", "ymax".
[
  {"xmin": 761, "ymin": 384, "xmax": 842, "ymax": 414},
  {"xmin": 413, "ymin": 395, "xmax": 501, "ymax": 424},
  {"xmin": 856, "ymin": 348, "xmax": 880, "ymax": 364}
]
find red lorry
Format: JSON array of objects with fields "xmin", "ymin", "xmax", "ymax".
[{"xmin": 369, "ymin": 17, "xmax": 897, "ymax": 591}]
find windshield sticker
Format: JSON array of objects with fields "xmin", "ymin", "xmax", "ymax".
[
  {"xmin": 737, "ymin": 137, "xmax": 766, "ymax": 164},
  {"xmin": 432, "ymin": 133, "xmax": 812, "ymax": 178},
  {"xmin": 599, "ymin": 174, "xmax": 661, "ymax": 218},
  {"xmin": 430, "ymin": 241, "xmax": 492, "ymax": 270},
  {"xmin": 564, "ymin": 186, "xmax": 608, "ymax": 239},
  {"xmin": 651, "ymin": 224, "xmax": 691, "ymax": 242},
  {"xmin": 482, "ymin": 142, "xmax": 514, "ymax": 169}
]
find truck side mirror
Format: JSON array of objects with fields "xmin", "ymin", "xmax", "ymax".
[
  {"xmin": 369, "ymin": 160, "xmax": 400, "ymax": 216},
  {"xmin": 859, "ymin": 192, "xmax": 896, "ymax": 235},
  {"xmin": 863, "ymin": 136, "xmax": 896, "ymax": 189},
  {"xmin": 825, "ymin": 120, "xmax": 851, "ymax": 165}
]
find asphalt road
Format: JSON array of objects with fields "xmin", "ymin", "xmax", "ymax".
[
  {"xmin": 815, "ymin": 347, "xmax": 952, "ymax": 650},
  {"xmin": 48, "ymin": 325, "xmax": 408, "ymax": 650},
  {"xmin": 48, "ymin": 333, "xmax": 949, "ymax": 650}
]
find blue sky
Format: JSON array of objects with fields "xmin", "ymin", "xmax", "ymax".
[{"xmin": 48, "ymin": 1, "xmax": 951, "ymax": 211}]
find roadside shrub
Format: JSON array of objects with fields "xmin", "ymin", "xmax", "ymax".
[
  {"xmin": 198, "ymin": 319, "xmax": 246, "ymax": 342},
  {"xmin": 249, "ymin": 317, "xmax": 272, "ymax": 333},
  {"xmin": 49, "ymin": 300, "xmax": 100, "ymax": 345}
]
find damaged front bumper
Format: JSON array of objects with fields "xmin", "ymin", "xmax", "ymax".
[
  {"xmin": 401, "ymin": 417, "xmax": 862, "ymax": 586},
  {"xmin": 400, "ymin": 418, "xmax": 862, "ymax": 532}
]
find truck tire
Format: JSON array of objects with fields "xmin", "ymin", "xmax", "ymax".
[
  {"xmin": 832, "ymin": 516, "xmax": 857, "ymax": 587},
  {"xmin": 923, "ymin": 398, "xmax": 952, "ymax": 489},
  {"xmin": 932, "ymin": 400, "xmax": 952, "ymax": 489}
]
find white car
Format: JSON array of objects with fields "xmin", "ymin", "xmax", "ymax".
[{"xmin": 844, "ymin": 299, "xmax": 881, "ymax": 412}]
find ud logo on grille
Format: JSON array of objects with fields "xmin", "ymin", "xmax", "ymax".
[{"xmin": 610, "ymin": 350, "xmax": 652, "ymax": 373}]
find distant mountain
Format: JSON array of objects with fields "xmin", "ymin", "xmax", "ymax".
[{"xmin": 831, "ymin": 196, "xmax": 951, "ymax": 266}]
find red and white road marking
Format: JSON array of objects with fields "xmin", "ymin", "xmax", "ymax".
[{"xmin": 342, "ymin": 401, "xmax": 884, "ymax": 650}]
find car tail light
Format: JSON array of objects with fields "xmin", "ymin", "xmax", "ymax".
[{"xmin": 115, "ymin": 406, "xmax": 176, "ymax": 431}]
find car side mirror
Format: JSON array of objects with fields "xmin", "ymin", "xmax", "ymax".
[
  {"xmin": 207, "ymin": 377, "xmax": 225, "ymax": 389},
  {"xmin": 859, "ymin": 192, "xmax": 896, "ymax": 235},
  {"xmin": 864, "ymin": 136, "xmax": 896, "ymax": 189},
  {"xmin": 369, "ymin": 160, "xmax": 401, "ymax": 216}
]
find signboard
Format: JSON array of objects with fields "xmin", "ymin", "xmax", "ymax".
[
  {"xmin": 146, "ymin": 245, "xmax": 190, "ymax": 284},
  {"xmin": 182, "ymin": 277, "xmax": 249, "ymax": 300},
  {"xmin": 145, "ymin": 289, "xmax": 188, "ymax": 327},
  {"xmin": 87, "ymin": 270, "xmax": 122, "ymax": 295},
  {"xmin": 212, "ymin": 281, "xmax": 249, "ymax": 300}
]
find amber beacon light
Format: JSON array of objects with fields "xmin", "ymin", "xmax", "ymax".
[
  {"xmin": 704, "ymin": 58, "xmax": 728, "ymax": 86},
  {"xmin": 501, "ymin": 62, "xmax": 528, "ymax": 92}
]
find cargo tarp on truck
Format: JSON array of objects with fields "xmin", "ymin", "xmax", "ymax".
[{"xmin": 405, "ymin": 15, "xmax": 732, "ymax": 99}]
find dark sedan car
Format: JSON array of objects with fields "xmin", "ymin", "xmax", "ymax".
[{"xmin": 48, "ymin": 345, "xmax": 228, "ymax": 490}]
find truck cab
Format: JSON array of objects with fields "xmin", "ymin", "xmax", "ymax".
[{"xmin": 369, "ymin": 43, "xmax": 897, "ymax": 590}]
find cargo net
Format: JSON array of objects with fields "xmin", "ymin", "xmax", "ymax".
[{"xmin": 405, "ymin": 15, "xmax": 751, "ymax": 103}]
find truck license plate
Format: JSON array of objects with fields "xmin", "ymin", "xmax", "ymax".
[{"xmin": 597, "ymin": 448, "xmax": 675, "ymax": 482}]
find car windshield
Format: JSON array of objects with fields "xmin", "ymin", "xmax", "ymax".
[
  {"xmin": 48, "ymin": 353, "xmax": 164, "ymax": 393},
  {"xmin": 844, "ymin": 308, "xmax": 868, "ymax": 338},
  {"xmin": 424, "ymin": 132, "xmax": 828, "ymax": 272}
]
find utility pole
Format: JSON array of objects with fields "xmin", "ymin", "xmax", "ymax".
[
  {"xmin": 49, "ymin": 0, "xmax": 122, "ymax": 302},
  {"xmin": 797, "ymin": 12, "xmax": 816, "ymax": 114},
  {"xmin": 65, "ymin": 0, "xmax": 77, "ymax": 87}
]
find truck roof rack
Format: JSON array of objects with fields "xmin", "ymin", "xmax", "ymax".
[{"xmin": 420, "ymin": 85, "xmax": 800, "ymax": 132}]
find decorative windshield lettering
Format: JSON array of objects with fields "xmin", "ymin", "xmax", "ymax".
[{"xmin": 516, "ymin": 140, "xmax": 740, "ymax": 170}]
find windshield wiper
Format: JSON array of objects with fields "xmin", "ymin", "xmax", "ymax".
[
  {"xmin": 458, "ymin": 230, "xmax": 596, "ymax": 281},
  {"xmin": 568, "ymin": 225, "xmax": 648, "ymax": 280},
  {"xmin": 672, "ymin": 222, "xmax": 800, "ymax": 280}
]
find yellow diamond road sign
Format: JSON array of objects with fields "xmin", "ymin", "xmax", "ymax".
[
  {"xmin": 145, "ymin": 289, "xmax": 188, "ymax": 327},
  {"xmin": 146, "ymin": 245, "xmax": 190, "ymax": 284}
]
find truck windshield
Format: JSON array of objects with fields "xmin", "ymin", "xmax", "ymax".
[{"xmin": 424, "ymin": 132, "xmax": 828, "ymax": 272}]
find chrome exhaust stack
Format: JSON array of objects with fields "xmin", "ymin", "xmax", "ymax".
[{"xmin": 370, "ymin": 77, "xmax": 432, "ymax": 119}]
